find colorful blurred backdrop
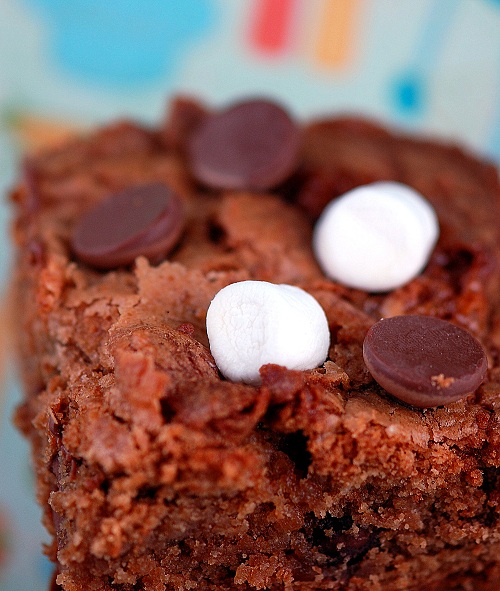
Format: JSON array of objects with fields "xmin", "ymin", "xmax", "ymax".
[{"xmin": 1, "ymin": 1, "xmax": 500, "ymax": 590}]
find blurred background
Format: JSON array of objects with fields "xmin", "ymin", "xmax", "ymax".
[{"xmin": 1, "ymin": 1, "xmax": 500, "ymax": 589}]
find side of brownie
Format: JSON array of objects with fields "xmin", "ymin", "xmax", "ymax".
[{"xmin": 11, "ymin": 98, "xmax": 500, "ymax": 590}]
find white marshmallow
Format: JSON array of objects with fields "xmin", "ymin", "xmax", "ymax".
[
  {"xmin": 206, "ymin": 280, "xmax": 330, "ymax": 385},
  {"xmin": 312, "ymin": 181, "xmax": 439, "ymax": 292}
]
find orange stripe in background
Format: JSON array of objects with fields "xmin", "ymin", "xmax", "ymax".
[
  {"xmin": 315, "ymin": 0, "xmax": 362, "ymax": 69},
  {"xmin": 249, "ymin": 0, "xmax": 297, "ymax": 56}
]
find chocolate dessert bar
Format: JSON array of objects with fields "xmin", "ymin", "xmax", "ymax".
[{"xmin": 11, "ymin": 96, "xmax": 500, "ymax": 590}]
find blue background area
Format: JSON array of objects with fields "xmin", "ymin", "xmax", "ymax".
[
  {"xmin": 390, "ymin": 0, "xmax": 458, "ymax": 118},
  {"xmin": 0, "ymin": 372, "xmax": 51, "ymax": 591},
  {"xmin": 0, "ymin": 0, "xmax": 496, "ymax": 159},
  {"xmin": 26, "ymin": 0, "xmax": 216, "ymax": 86}
]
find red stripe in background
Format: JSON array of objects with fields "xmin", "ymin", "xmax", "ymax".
[{"xmin": 249, "ymin": 0, "xmax": 296, "ymax": 56}]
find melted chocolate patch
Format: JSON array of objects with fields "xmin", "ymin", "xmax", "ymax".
[
  {"xmin": 277, "ymin": 431, "xmax": 312, "ymax": 478},
  {"xmin": 305, "ymin": 512, "xmax": 379, "ymax": 567}
]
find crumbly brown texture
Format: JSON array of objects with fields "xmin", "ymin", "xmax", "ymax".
[{"xmin": 11, "ymin": 99, "xmax": 500, "ymax": 591}]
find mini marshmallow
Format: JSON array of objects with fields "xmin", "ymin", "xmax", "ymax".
[
  {"xmin": 206, "ymin": 280, "xmax": 330, "ymax": 385},
  {"xmin": 312, "ymin": 181, "xmax": 439, "ymax": 292}
]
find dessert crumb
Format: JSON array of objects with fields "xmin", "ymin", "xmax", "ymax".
[{"xmin": 431, "ymin": 373, "xmax": 456, "ymax": 389}]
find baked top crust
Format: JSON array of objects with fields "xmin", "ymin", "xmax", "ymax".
[{"xmin": 11, "ymin": 98, "xmax": 500, "ymax": 590}]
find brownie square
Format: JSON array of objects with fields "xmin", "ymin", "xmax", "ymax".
[{"xmin": 11, "ymin": 98, "xmax": 500, "ymax": 590}]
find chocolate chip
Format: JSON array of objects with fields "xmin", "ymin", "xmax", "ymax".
[
  {"xmin": 188, "ymin": 99, "xmax": 300, "ymax": 191},
  {"xmin": 163, "ymin": 95, "xmax": 209, "ymax": 151},
  {"xmin": 72, "ymin": 183, "xmax": 184, "ymax": 269},
  {"xmin": 363, "ymin": 315, "xmax": 487, "ymax": 408}
]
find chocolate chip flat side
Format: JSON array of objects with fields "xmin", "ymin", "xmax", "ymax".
[
  {"xmin": 363, "ymin": 315, "xmax": 488, "ymax": 407},
  {"xmin": 11, "ymin": 102, "xmax": 500, "ymax": 591}
]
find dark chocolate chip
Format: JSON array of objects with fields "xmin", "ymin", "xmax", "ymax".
[
  {"xmin": 188, "ymin": 98, "xmax": 300, "ymax": 191},
  {"xmin": 363, "ymin": 315, "xmax": 487, "ymax": 408},
  {"xmin": 72, "ymin": 182, "xmax": 184, "ymax": 269},
  {"xmin": 163, "ymin": 95, "xmax": 209, "ymax": 151}
]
